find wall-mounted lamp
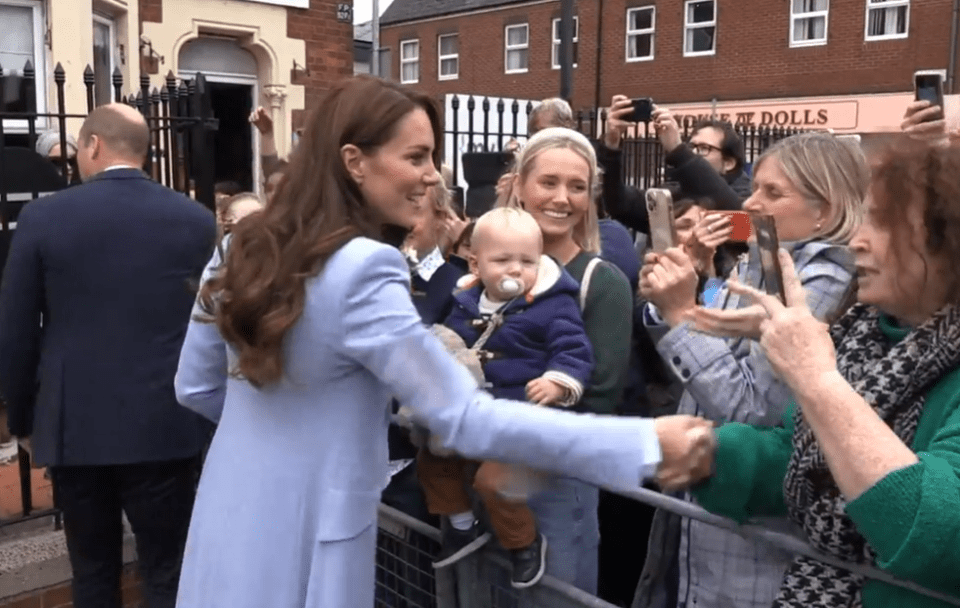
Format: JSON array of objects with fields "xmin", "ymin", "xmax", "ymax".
[
  {"xmin": 140, "ymin": 36, "xmax": 164, "ymax": 75},
  {"xmin": 292, "ymin": 59, "xmax": 310, "ymax": 79}
]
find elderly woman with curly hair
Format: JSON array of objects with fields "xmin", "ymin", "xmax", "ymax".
[{"xmin": 683, "ymin": 130, "xmax": 960, "ymax": 607}]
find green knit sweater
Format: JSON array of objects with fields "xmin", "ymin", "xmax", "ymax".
[
  {"xmin": 694, "ymin": 315, "xmax": 960, "ymax": 607},
  {"xmin": 565, "ymin": 251, "xmax": 633, "ymax": 414}
]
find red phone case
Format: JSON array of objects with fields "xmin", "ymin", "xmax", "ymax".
[{"xmin": 713, "ymin": 211, "xmax": 752, "ymax": 242}]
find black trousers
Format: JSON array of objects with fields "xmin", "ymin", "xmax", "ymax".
[{"xmin": 50, "ymin": 457, "xmax": 199, "ymax": 608}]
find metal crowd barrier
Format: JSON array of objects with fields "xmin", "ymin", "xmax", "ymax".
[
  {"xmin": 375, "ymin": 484, "xmax": 960, "ymax": 608},
  {"xmin": 375, "ymin": 503, "xmax": 619, "ymax": 608}
]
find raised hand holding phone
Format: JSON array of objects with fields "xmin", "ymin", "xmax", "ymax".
[
  {"xmin": 914, "ymin": 71, "xmax": 945, "ymax": 122},
  {"xmin": 646, "ymin": 188, "xmax": 678, "ymax": 253}
]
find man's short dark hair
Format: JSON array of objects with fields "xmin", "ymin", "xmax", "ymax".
[
  {"xmin": 691, "ymin": 119, "xmax": 745, "ymax": 173},
  {"xmin": 78, "ymin": 106, "xmax": 150, "ymax": 162}
]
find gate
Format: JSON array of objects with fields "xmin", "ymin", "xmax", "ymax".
[{"xmin": 0, "ymin": 60, "xmax": 217, "ymax": 528}]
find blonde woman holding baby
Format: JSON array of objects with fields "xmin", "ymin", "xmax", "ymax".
[{"xmin": 495, "ymin": 127, "xmax": 634, "ymax": 594}]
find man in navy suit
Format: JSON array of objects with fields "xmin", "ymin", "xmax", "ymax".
[{"xmin": 0, "ymin": 104, "xmax": 216, "ymax": 608}]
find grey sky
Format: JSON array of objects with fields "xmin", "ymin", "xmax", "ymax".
[{"xmin": 353, "ymin": 0, "xmax": 397, "ymax": 24}]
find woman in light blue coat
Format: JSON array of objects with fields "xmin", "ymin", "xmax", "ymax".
[{"xmin": 172, "ymin": 76, "xmax": 712, "ymax": 608}]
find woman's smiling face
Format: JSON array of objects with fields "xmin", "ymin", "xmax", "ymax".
[{"xmin": 514, "ymin": 147, "xmax": 591, "ymax": 243}]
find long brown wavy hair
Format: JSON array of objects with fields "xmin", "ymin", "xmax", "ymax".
[{"xmin": 198, "ymin": 76, "xmax": 442, "ymax": 387}]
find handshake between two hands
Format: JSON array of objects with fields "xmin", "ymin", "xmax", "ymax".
[{"xmin": 652, "ymin": 415, "xmax": 717, "ymax": 491}]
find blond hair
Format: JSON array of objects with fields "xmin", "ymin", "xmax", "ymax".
[
  {"xmin": 472, "ymin": 207, "xmax": 543, "ymax": 251},
  {"xmin": 428, "ymin": 173, "xmax": 456, "ymax": 219},
  {"xmin": 440, "ymin": 163, "xmax": 454, "ymax": 188},
  {"xmin": 756, "ymin": 132, "xmax": 867, "ymax": 245},
  {"xmin": 496, "ymin": 127, "xmax": 601, "ymax": 254}
]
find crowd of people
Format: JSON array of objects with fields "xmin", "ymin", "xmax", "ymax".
[{"xmin": 0, "ymin": 73, "xmax": 958, "ymax": 608}]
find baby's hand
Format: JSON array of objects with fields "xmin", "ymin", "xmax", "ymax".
[{"xmin": 526, "ymin": 377, "xmax": 568, "ymax": 405}]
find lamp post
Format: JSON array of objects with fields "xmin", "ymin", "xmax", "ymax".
[
  {"xmin": 371, "ymin": 0, "xmax": 380, "ymax": 76},
  {"xmin": 559, "ymin": 0, "xmax": 574, "ymax": 102}
]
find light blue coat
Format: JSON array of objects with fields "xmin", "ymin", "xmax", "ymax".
[{"xmin": 173, "ymin": 237, "xmax": 662, "ymax": 608}]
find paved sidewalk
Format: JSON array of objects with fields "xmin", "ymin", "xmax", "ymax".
[{"xmin": 0, "ymin": 453, "xmax": 54, "ymax": 521}]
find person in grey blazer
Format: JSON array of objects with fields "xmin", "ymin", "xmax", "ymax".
[
  {"xmin": 173, "ymin": 75, "xmax": 714, "ymax": 608},
  {"xmin": 0, "ymin": 104, "xmax": 216, "ymax": 608}
]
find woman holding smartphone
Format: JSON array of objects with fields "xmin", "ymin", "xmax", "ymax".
[{"xmin": 634, "ymin": 133, "xmax": 866, "ymax": 608}]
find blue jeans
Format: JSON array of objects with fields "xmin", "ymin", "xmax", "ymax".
[{"xmin": 527, "ymin": 476, "xmax": 600, "ymax": 594}]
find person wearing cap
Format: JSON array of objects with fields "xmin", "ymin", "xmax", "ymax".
[{"xmin": 416, "ymin": 207, "xmax": 594, "ymax": 589}]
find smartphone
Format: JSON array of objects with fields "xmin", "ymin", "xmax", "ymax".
[
  {"xmin": 750, "ymin": 214, "xmax": 786, "ymax": 303},
  {"xmin": 914, "ymin": 71, "xmax": 945, "ymax": 121},
  {"xmin": 646, "ymin": 189, "xmax": 677, "ymax": 253},
  {"xmin": 710, "ymin": 211, "xmax": 752, "ymax": 242},
  {"xmin": 631, "ymin": 97, "xmax": 654, "ymax": 123}
]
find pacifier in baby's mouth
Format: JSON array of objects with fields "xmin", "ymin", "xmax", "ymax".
[{"xmin": 498, "ymin": 277, "xmax": 525, "ymax": 297}]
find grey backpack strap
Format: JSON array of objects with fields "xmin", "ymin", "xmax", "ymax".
[{"xmin": 579, "ymin": 257, "xmax": 603, "ymax": 310}]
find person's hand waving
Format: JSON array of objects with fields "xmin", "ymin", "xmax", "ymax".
[{"xmin": 249, "ymin": 106, "xmax": 274, "ymax": 135}]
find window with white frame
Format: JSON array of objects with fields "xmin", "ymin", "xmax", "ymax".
[
  {"xmin": 504, "ymin": 24, "xmax": 529, "ymax": 74},
  {"xmin": 626, "ymin": 6, "xmax": 655, "ymax": 61},
  {"xmin": 93, "ymin": 13, "xmax": 117, "ymax": 106},
  {"xmin": 790, "ymin": 0, "xmax": 829, "ymax": 46},
  {"xmin": 400, "ymin": 39, "xmax": 419, "ymax": 84},
  {"xmin": 865, "ymin": 0, "xmax": 909, "ymax": 40},
  {"xmin": 683, "ymin": 0, "xmax": 716, "ymax": 56},
  {"xmin": 438, "ymin": 34, "xmax": 459, "ymax": 80},
  {"xmin": 551, "ymin": 17, "xmax": 578, "ymax": 69},
  {"xmin": 0, "ymin": 0, "xmax": 46, "ymax": 119}
]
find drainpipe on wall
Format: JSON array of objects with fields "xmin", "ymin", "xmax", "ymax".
[
  {"xmin": 594, "ymin": 0, "xmax": 605, "ymax": 110},
  {"xmin": 559, "ymin": 0, "xmax": 574, "ymax": 102},
  {"xmin": 372, "ymin": 0, "xmax": 380, "ymax": 77},
  {"xmin": 949, "ymin": 0, "xmax": 959, "ymax": 93}
]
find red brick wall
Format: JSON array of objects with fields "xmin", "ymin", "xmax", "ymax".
[
  {"xmin": 382, "ymin": 1, "xmax": 598, "ymax": 109},
  {"xmin": 381, "ymin": 0, "xmax": 959, "ymax": 111},
  {"xmin": 0, "ymin": 565, "xmax": 141, "ymax": 608},
  {"xmin": 138, "ymin": 0, "xmax": 162, "ymax": 26},
  {"xmin": 287, "ymin": 0, "xmax": 355, "ymax": 127}
]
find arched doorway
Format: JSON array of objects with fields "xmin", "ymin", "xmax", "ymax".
[{"xmin": 179, "ymin": 37, "xmax": 259, "ymax": 193}]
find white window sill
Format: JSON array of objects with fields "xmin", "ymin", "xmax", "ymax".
[
  {"xmin": 438, "ymin": 74, "xmax": 459, "ymax": 81},
  {"xmin": 865, "ymin": 33, "xmax": 908, "ymax": 42},
  {"xmin": 243, "ymin": 0, "xmax": 309, "ymax": 8},
  {"xmin": 626, "ymin": 55, "xmax": 655, "ymax": 63},
  {"xmin": 551, "ymin": 64, "xmax": 579, "ymax": 70},
  {"xmin": 683, "ymin": 50, "xmax": 716, "ymax": 57},
  {"xmin": 400, "ymin": 79, "xmax": 420, "ymax": 84},
  {"xmin": 505, "ymin": 69, "xmax": 529, "ymax": 74},
  {"xmin": 789, "ymin": 39, "xmax": 828, "ymax": 47}
]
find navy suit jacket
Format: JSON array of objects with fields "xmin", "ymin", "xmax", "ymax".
[{"xmin": 0, "ymin": 168, "xmax": 217, "ymax": 466}]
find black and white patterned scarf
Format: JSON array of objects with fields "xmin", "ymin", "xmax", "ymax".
[{"xmin": 775, "ymin": 303, "xmax": 960, "ymax": 608}]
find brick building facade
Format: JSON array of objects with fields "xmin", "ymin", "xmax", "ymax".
[{"xmin": 379, "ymin": 0, "xmax": 960, "ymax": 133}]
